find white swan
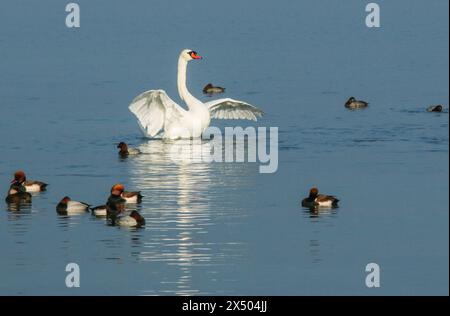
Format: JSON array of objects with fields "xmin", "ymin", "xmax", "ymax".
[{"xmin": 129, "ymin": 49, "xmax": 264, "ymax": 140}]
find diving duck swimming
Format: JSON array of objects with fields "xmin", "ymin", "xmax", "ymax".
[
  {"xmin": 11, "ymin": 170, "xmax": 47, "ymax": 192},
  {"xmin": 203, "ymin": 83, "xmax": 225, "ymax": 95},
  {"xmin": 301, "ymin": 187, "xmax": 339, "ymax": 208},
  {"xmin": 426, "ymin": 105, "xmax": 443, "ymax": 112},
  {"xmin": 106, "ymin": 184, "xmax": 127, "ymax": 222},
  {"xmin": 6, "ymin": 171, "xmax": 32, "ymax": 204},
  {"xmin": 56, "ymin": 196, "xmax": 90, "ymax": 215},
  {"xmin": 117, "ymin": 142, "xmax": 141, "ymax": 156},
  {"xmin": 109, "ymin": 183, "xmax": 143, "ymax": 203},
  {"xmin": 345, "ymin": 97, "xmax": 369, "ymax": 109},
  {"xmin": 5, "ymin": 184, "xmax": 32, "ymax": 204}
]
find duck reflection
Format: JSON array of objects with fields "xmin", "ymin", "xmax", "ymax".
[
  {"xmin": 302, "ymin": 205, "xmax": 338, "ymax": 265},
  {"xmin": 303, "ymin": 206, "xmax": 338, "ymax": 218},
  {"xmin": 127, "ymin": 139, "xmax": 250, "ymax": 295}
]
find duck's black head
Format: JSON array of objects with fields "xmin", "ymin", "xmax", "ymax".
[
  {"xmin": 346, "ymin": 97, "xmax": 356, "ymax": 106},
  {"xmin": 117, "ymin": 142, "xmax": 128, "ymax": 150}
]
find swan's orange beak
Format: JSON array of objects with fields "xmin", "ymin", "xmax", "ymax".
[{"xmin": 191, "ymin": 52, "xmax": 202, "ymax": 60}]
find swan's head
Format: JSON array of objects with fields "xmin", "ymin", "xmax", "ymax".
[{"xmin": 180, "ymin": 49, "xmax": 202, "ymax": 62}]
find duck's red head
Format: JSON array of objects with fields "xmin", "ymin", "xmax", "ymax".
[
  {"xmin": 12, "ymin": 170, "xmax": 26, "ymax": 184},
  {"xmin": 309, "ymin": 187, "xmax": 319, "ymax": 198},
  {"xmin": 60, "ymin": 196, "xmax": 71, "ymax": 204},
  {"xmin": 117, "ymin": 142, "xmax": 128, "ymax": 150},
  {"xmin": 111, "ymin": 183, "xmax": 125, "ymax": 195}
]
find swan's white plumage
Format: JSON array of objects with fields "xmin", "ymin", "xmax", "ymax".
[
  {"xmin": 129, "ymin": 90, "xmax": 185, "ymax": 138},
  {"xmin": 205, "ymin": 98, "xmax": 264, "ymax": 121},
  {"xmin": 128, "ymin": 49, "xmax": 264, "ymax": 139}
]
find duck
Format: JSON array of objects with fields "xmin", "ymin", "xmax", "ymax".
[
  {"xmin": 117, "ymin": 210, "xmax": 146, "ymax": 228},
  {"xmin": 11, "ymin": 170, "xmax": 48, "ymax": 192},
  {"xmin": 426, "ymin": 105, "xmax": 443, "ymax": 112},
  {"xmin": 6, "ymin": 173, "xmax": 32, "ymax": 204},
  {"xmin": 90, "ymin": 205, "xmax": 108, "ymax": 217},
  {"xmin": 117, "ymin": 142, "xmax": 141, "ymax": 156},
  {"xmin": 5, "ymin": 187, "xmax": 32, "ymax": 204},
  {"xmin": 203, "ymin": 83, "xmax": 225, "ymax": 95},
  {"xmin": 106, "ymin": 183, "xmax": 142, "ymax": 204},
  {"xmin": 345, "ymin": 97, "xmax": 369, "ymax": 109},
  {"xmin": 24, "ymin": 180, "xmax": 48, "ymax": 192},
  {"xmin": 56, "ymin": 196, "xmax": 90, "ymax": 215},
  {"xmin": 106, "ymin": 184, "xmax": 127, "ymax": 220},
  {"xmin": 301, "ymin": 187, "xmax": 339, "ymax": 208}
]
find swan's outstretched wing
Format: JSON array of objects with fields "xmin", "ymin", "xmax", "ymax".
[
  {"xmin": 205, "ymin": 98, "xmax": 264, "ymax": 121},
  {"xmin": 128, "ymin": 90, "xmax": 186, "ymax": 137}
]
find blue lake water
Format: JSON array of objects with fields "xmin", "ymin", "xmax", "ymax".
[{"xmin": 0, "ymin": 0, "xmax": 448, "ymax": 295}]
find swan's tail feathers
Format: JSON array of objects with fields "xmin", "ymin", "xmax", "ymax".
[{"xmin": 128, "ymin": 90, "xmax": 166, "ymax": 138}]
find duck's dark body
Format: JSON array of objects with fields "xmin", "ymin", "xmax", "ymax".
[
  {"xmin": 203, "ymin": 83, "xmax": 225, "ymax": 94},
  {"xmin": 106, "ymin": 194, "xmax": 126, "ymax": 224},
  {"xmin": 427, "ymin": 105, "xmax": 443, "ymax": 112},
  {"xmin": 5, "ymin": 182, "xmax": 32, "ymax": 204},
  {"xmin": 345, "ymin": 97, "xmax": 368, "ymax": 109}
]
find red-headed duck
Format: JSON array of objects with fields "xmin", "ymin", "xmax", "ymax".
[
  {"xmin": 117, "ymin": 142, "xmax": 141, "ymax": 156},
  {"xmin": 107, "ymin": 184, "xmax": 127, "ymax": 218},
  {"xmin": 56, "ymin": 196, "xmax": 90, "ymax": 215},
  {"xmin": 6, "ymin": 172, "xmax": 32, "ymax": 204},
  {"xmin": 110, "ymin": 183, "xmax": 142, "ymax": 203},
  {"xmin": 301, "ymin": 187, "xmax": 339, "ymax": 208},
  {"xmin": 11, "ymin": 170, "xmax": 48, "ymax": 193}
]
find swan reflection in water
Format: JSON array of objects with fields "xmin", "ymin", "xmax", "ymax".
[{"xmin": 126, "ymin": 138, "xmax": 256, "ymax": 295}]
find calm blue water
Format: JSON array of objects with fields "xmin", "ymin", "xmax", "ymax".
[{"xmin": 0, "ymin": 0, "xmax": 448, "ymax": 295}]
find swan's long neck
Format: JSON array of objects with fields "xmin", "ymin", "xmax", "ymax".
[
  {"xmin": 177, "ymin": 57, "xmax": 202, "ymax": 111},
  {"xmin": 177, "ymin": 58, "xmax": 191, "ymax": 101}
]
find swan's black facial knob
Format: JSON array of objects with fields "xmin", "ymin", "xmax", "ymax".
[{"xmin": 188, "ymin": 51, "xmax": 202, "ymax": 60}]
